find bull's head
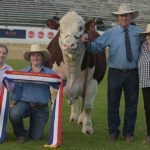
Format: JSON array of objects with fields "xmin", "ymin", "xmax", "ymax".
[
  {"xmin": 47, "ymin": 11, "xmax": 87, "ymax": 57},
  {"xmin": 58, "ymin": 11, "xmax": 85, "ymax": 53}
]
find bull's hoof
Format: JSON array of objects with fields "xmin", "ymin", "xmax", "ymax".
[
  {"xmin": 70, "ymin": 118, "xmax": 74, "ymax": 122},
  {"xmin": 77, "ymin": 115, "xmax": 83, "ymax": 125},
  {"xmin": 70, "ymin": 118, "xmax": 77, "ymax": 122},
  {"xmin": 82, "ymin": 127, "xmax": 93, "ymax": 134},
  {"xmin": 78, "ymin": 121, "xmax": 82, "ymax": 125},
  {"xmin": 69, "ymin": 115, "xmax": 78, "ymax": 122}
]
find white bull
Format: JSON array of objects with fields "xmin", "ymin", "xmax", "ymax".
[{"xmin": 46, "ymin": 11, "xmax": 106, "ymax": 134}]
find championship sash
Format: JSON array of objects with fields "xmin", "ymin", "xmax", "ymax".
[{"xmin": 0, "ymin": 70, "xmax": 63, "ymax": 148}]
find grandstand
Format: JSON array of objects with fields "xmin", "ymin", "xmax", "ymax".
[{"xmin": 0, "ymin": 0, "xmax": 149, "ymax": 28}]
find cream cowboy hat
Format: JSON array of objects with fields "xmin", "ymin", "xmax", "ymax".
[
  {"xmin": 111, "ymin": 3, "xmax": 139, "ymax": 20},
  {"xmin": 138, "ymin": 24, "xmax": 150, "ymax": 34},
  {"xmin": 24, "ymin": 44, "xmax": 50, "ymax": 62}
]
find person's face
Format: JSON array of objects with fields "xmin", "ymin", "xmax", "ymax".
[
  {"xmin": 0, "ymin": 47, "xmax": 8, "ymax": 65},
  {"xmin": 89, "ymin": 22, "xmax": 96, "ymax": 30},
  {"xmin": 118, "ymin": 13, "xmax": 132, "ymax": 28},
  {"xmin": 146, "ymin": 33, "xmax": 150, "ymax": 44},
  {"xmin": 30, "ymin": 52, "xmax": 43, "ymax": 66}
]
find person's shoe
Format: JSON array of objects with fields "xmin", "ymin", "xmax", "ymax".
[
  {"xmin": 108, "ymin": 134, "xmax": 118, "ymax": 142},
  {"xmin": 16, "ymin": 136, "xmax": 26, "ymax": 143},
  {"xmin": 143, "ymin": 136, "xmax": 150, "ymax": 144},
  {"xmin": 125, "ymin": 136, "xmax": 134, "ymax": 143}
]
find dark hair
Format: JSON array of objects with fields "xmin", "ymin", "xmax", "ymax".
[
  {"xmin": 29, "ymin": 52, "xmax": 44, "ymax": 57},
  {"xmin": 130, "ymin": 22, "xmax": 136, "ymax": 26},
  {"xmin": 0, "ymin": 44, "xmax": 8, "ymax": 53}
]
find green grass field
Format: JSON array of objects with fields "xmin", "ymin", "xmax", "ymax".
[{"xmin": 0, "ymin": 59, "xmax": 150, "ymax": 150}]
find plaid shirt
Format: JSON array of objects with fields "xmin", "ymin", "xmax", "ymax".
[{"xmin": 138, "ymin": 41, "xmax": 150, "ymax": 88}]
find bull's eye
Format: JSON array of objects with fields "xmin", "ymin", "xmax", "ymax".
[{"xmin": 79, "ymin": 26, "xmax": 83, "ymax": 32}]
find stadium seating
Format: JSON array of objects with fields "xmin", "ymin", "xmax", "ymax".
[{"xmin": 0, "ymin": 0, "xmax": 149, "ymax": 28}]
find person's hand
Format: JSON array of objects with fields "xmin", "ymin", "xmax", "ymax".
[
  {"xmin": 80, "ymin": 33, "xmax": 89, "ymax": 43},
  {"xmin": 10, "ymin": 99, "xmax": 16, "ymax": 109}
]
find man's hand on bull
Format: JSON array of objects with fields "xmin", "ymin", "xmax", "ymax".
[
  {"xmin": 63, "ymin": 79, "xmax": 67, "ymax": 87},
  {"xmin": 80, "ymin": 33, "xmax": 89, "ymax": 43}
]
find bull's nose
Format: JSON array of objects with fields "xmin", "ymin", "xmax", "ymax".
[
  {"xmin": 64, "ymin": 44, "xmax": 71, "ymax": 49},
  {"xmin": 64, "ymin": 43, "xmax": 74, "ymax": 49}
]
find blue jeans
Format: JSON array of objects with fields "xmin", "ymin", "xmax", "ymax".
[
  {"xmin": 9, "ymin": 101, "xmax": 49, "ymax": 140},
  {"xmin": 107, "ymin": 68, "xmax": 139, "ymax": 137}
]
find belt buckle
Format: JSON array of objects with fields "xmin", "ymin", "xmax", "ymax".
[
  {"xmin": 31, "ymin": 102, "xmax": 47, "ymax": 108},
  {"xmin": 31, "ymin": 102, "xmax": 41, "ymax": 108}
]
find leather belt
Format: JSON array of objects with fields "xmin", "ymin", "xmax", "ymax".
[
  {"xmin": 109, "ymin": 68, "xmax": 137, "ymax": 73},
  {"xmin": 30, "ymin": 102, "xmax": 48, "ymax": 108}
]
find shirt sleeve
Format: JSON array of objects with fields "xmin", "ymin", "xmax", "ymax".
[
  {"xmin": 87, "ymin": 30, "xmax": 109, "ymax": 53},
  {"xmin": 49, "ymin": 69, "xmax": 60, "ymax": 89},
  {"xmin": 50, "ymin": 82, "xmax": 60, "ymax": 90}
]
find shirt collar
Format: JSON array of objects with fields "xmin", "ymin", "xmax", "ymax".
[
  {"xmin": 27, "ymin": 65, "xmax": 45, "ymax": 72},
  {"xmin": 127, "ymin": 25, "xmax": 132, "ymax": 32},
  {"xmin": 118, "ymin": 24, "xmax": 132, "ymax": 33}
]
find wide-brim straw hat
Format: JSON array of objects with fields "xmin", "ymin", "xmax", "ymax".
[
  {"xmin": 24, "ymin": 44, "xmax": 50, "ymax": 62},
  {"xmin": 138, "ymin": 24, "xmax": 150, "ymax": 34},
  {"xmin": 111, "ymin": 3, "xmax": 139, "ymax": 20}
]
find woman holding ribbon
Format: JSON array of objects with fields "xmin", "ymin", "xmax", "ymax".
[{"xmin": 9, "ymin": 44, "xmax": 59, "ymax": 143}]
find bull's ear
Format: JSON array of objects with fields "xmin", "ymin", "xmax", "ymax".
[
  {"xmin": 46, "ymin": 19, "xmax": 60, "ymax": 30},
  {"xmin": 85, "ymin": 19, "xmax": 96, "ymax": 32}
]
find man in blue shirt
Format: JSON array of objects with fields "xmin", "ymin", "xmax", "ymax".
[
  {"xmin": 9, "ymin": 44, "xmax": 59, "ymax": 143},
  {"xmin": 81, "ymin": 3, "xmax": 143, "ymax": 142}
]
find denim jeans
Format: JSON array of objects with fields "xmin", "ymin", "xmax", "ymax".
[
  {"xmin": 107, "ymin": 68, "xmax": 139, "ymax": 137},
  {"xmin": 9, "ymin": 101, "xmax": 49, "ymax": 140}
]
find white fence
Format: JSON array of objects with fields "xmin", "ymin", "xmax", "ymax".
[{"xmin": 0, "ymin": 26, "xmax": 58, "ymax": 45}]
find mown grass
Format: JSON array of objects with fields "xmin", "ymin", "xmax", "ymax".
[{"xmin": 0, "ymin": 59, "xmax": 150, "ymax": 150}]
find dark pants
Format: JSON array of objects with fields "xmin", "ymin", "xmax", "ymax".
[
  {"xmin": 142, "ymin": 87, "xmax": 150, "ymax": 136},
  {"xmin": 9, "ymin": 101, "xmax": 49, "ymax": 140},
  {"xmin": 108, "ymin": 68, "xmax": 139, "ymax": 137}
]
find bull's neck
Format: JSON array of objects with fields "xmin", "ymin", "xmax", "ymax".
[{"xmin": 63, "ymin": 47, "xmax": 85, "ymax": 77}]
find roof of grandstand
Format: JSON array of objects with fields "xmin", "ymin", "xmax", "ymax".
[{"xmin": 0, "ymin": 0, "xmax": 149, "ymax": 28}]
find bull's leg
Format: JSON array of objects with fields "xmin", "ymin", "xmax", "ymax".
[
  {"xmin": 78, "ymin": 79, "xmax": 98, "ymax": 134},
  {"xmin": 70, "ymin": 101, "xmax": 79, "ymax": 122}
]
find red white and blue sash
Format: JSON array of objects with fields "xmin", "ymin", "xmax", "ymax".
[
  {"xmin": 44, "ymin": 81, "xmax": 63, "ymax": 148},
  {"xmin": 0, "ymin": 71, "xmax": 63, "ymax": 148},
  {"xmin": 0, "ymin": 82, "xmax": 9, "ymax": 143}
]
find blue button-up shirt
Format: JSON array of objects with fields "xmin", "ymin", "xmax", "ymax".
[
  {"xmin": 88, "ymin": 25, "xmax": 143, "ymax": 69},
  {"xmin": 12, "ymin": 65, "xmax": 59, "ymax": 104}
]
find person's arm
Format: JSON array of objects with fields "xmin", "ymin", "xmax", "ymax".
[
  {"xmin": 10, "ymin": 83, "xmax": 23, "ymax": 108},
  {"xmin": 81, "ymin": 30, "xmax": 109, "ymax": 53},
  {"xmin": 48, "ymin": 69, "xmax": 61, "ymax": 89}
]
